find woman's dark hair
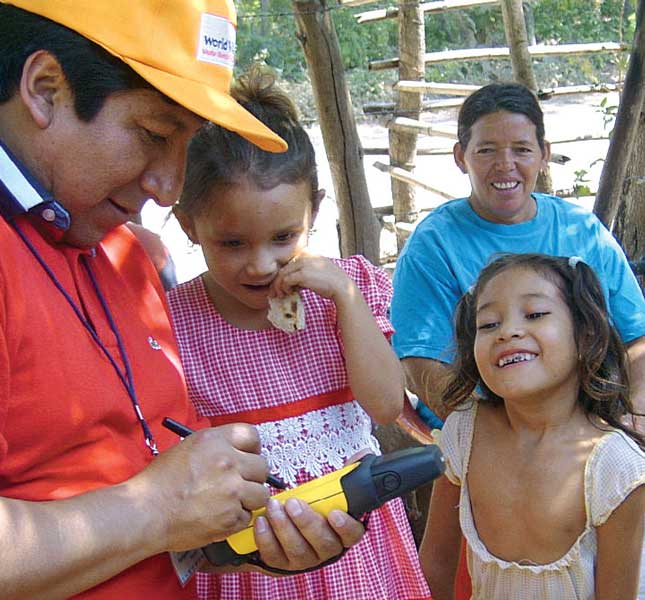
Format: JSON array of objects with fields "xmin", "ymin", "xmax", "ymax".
[
  {"xmin": 0, "ymin": 4, "xmax": 153, "ymax": 121},
  {"xmin": 443, "ymin": 253, "xmax": 645, "ymax": 449},
  {"xmin": 457, "ymin": 83, "xmax": 546, "ymax": 152},
  {"xmin": 176, "ymin": 64, "xmax": 321, "ymax": 219}
]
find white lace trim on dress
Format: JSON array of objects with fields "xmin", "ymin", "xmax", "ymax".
[{"xmin": 257, "ymin": 402, "xmax": 380, "ymax": 486}]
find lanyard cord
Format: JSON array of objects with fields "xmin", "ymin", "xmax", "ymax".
[{"xmin": 12, "ymin": 222, "xmax": 159, "ymax": 456}]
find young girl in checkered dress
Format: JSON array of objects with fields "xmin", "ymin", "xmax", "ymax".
[{"xmin": 166, "ymin": 66, "xmax": 432, "ymax": 600}]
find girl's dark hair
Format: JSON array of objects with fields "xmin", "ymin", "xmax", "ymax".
[
  {"xmin": 176, "ymin": 64, "xmax": 321, "ymax": 219},
  {"xmin": 443, "ymin": 253, "xmax": 645, "ymax": 450},
  {"xmin": 457, "ymin": 83, "xmax": 546, "ymax": 152},
  {"xmin": 0, "ymin": 5, "xmax": 153, "ymax": 121}
]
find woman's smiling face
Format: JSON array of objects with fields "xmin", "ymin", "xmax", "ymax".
[{"xmin": 454, "ymin": 110, "xmax": 550, "ymax": 225}]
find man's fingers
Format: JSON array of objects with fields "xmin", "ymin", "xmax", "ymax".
[
  {"xmin": 239, "ymin": 481, "xmax": 271, "ymax": 513},
  {"xmin": 193, "ymin": 425, "xmax": 269, "ymax": 488},
  {"xmin": 344, "ymin": 448, "xmax": 371, "ymax": 465},
  {"xmin": 218, "ymin": 423, "xmax": 262, "ymax": 454},
  {"xmin": 255, "ymin": 498, "xmax": 325, "ymax": 570},
  {"xmin": 326, "ymin": 509, "xmax": 365, "ymax": 548},
  {"xmin": 254, "ymin": 498, "xmax": 366, "ymax": 572},
  {"xmin": 253, "ymin": 511, "xmax": 288, "ymax": 563},
  {"xmin": 283, "ymin": 498, "xmax": 340, "ymax": 560}
]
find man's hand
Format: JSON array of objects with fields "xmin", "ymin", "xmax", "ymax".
[
  {"xmin": 253, "ymin": 498, "xmax": 365, "ymax": 572},
  {"xmin": 131, "ymin": 423, "xmax": 270, "ymax": 554}
]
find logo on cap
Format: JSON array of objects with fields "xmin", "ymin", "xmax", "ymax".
[{"xmin": 197, "ymin": 13, "xmax": 236, "ymax": 70}]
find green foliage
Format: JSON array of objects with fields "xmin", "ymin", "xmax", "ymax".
[
  {"xmin": 598, "ymin": 96, "xmax": 618, "ymax": 132},
  {"xmin": 235, "ymin": 1, "xmax": 399, "ymax": 77},
  {"xmin": 235, "ymin": 0, "xmax": 306, "ymax": 80},
  {"xmin": 231, "ymin": 0, "xmax": 635, "ymax": 119},
  {"xmin": 345, "ymin": 68, "xmax": 396, "ymax": 111},
  {"xmin": 424, "ymin": 6, "xmax": 508, "ymax": 49},
  {"xmin": 332, "ymin": 8, "xmax": 398, "ymax": 69},
  {"xmin": 533, "ymin": 0, "xmax": 630, "ymax": 43},
  {"xmin": 573, "ymin": 168, "xmax": 592, "ymax": 197}
]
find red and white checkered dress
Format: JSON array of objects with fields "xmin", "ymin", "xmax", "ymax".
[{"xmin": 168, "ymin": 255, "xmax": 432, "ymax": 600}]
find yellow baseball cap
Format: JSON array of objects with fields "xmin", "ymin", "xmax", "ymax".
[{"xmin": 2, "ymin": 0, "xmax": 287, "ymax": 152}]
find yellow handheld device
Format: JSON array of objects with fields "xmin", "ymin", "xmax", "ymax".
[{"xmin": 202, "ymin": 444, "xmax": 445, "ymax": 566}]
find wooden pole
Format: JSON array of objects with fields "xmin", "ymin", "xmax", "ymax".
[
  {"xmin": 374, "ymin": 162, "xmax": 454, "ymax": 199},
  {"xmin": 612, "ymin": 110, "xmax": 645, "ymax": 267},
  {"xmin": 500, "ymin": 0, "xmax": 538, "ymax": 90},
  {"xmin": 366, "ymin": 147, "xmax": 574, "ymax": 165},
  {"xmin": 354, "ymin": 0, "xmax": 498, "ymax": 24},
  {"xmin": 499, "ymin": 0, "xmax": 552, "ymax": 193},
  {"xmin": 392, "ymin": 81, "xmax": 619, "ymax": 97},
  {"xmin": 364, "ymin": 84, "xmax": 619, "ymax": 114},
  {"xmin": 387, "ymin": 117, "xmax": 457, "ymax": 139},
  {"xmin": 389, "ymin": 0, "xmax": 425, "ymax": 248},
  {"xmin": 594, "ymin": 0, "xmax": 645, "ymax": 228},
  {"xmin": 260, "ymin": 0, "xmax": 270, "ymax": 36},
  {"xmin": 293, "ymin": 0, "xmax": 381, "ymax": 263},
  {"xmin": 369, "ymin": 42, "xmax": 628, "ymax": 71},
  {"xmin": 363, "ymin": 98, "xmax": 464, "ymax": 113},
  {"xmin": 393, "ymin": 81, "xmax": 480, "ymax": 95}
]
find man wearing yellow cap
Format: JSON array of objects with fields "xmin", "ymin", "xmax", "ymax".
[{"xmin": 0, "ymin": 2, "xmax": 364, "ymax": 599}]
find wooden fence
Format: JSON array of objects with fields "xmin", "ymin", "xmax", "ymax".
[{"xmin": 346, "ymin": 0, "xmax": 628, "ymax": 252}]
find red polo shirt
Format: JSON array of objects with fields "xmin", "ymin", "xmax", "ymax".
[{"xmin": 0, "ymin": 215, "xmax": 203, "ymax": 599}]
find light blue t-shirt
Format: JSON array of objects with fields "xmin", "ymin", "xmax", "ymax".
[{"xmin": 391, "ymin": 193, "xmax": 645, "ymax": 363}]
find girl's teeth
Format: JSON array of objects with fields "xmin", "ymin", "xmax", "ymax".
[{"xmin": 498, "ymin": 352, "xmax": 535, "ymax": 367}]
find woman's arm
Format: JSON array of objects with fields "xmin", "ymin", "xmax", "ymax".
[
  {"xmin": 420, "ymin": 476, "xmax": 462, "ymax": 600},
  {"xmin": 626, "ymin": 336, "xmax": 645, "ymax": 433},
  {"xmin": 596, "ymin": 484, "xmax": 645, "ymax": 599},
  {"xmin": 402, "ymin": 356, "xmax": 452, "ymax": 420}
]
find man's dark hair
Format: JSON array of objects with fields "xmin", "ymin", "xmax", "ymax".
[
  {"xmin": 0, "ymin": 4, "xmax": 153, "ymax": 121},
  {"xmin": 457, "ymin": 83, "xmax": 546, "ymax": 152}
]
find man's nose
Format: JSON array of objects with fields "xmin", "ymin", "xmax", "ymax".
[{"xmin": 140, "ymin": 146, "xmax": 187, "ymax": 208}]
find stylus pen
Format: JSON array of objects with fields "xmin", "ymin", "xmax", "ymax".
[{"xmin": 162, "ymin": 417, "xmax": 287, "ymax": 490}]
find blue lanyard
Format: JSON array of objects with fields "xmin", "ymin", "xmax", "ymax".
[
  {"xmin": 12, "ymin": 222, "xmax": 159, "ymax": 456},
  {"xmin": 0, "ymin": 140, "xmax": 159, "ymax": 456}
]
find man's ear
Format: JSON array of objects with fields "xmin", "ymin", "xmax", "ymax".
[
  {"xmin": 173, "ymin": 207, "xmax": 199, "ymax": 245},
  {"xmin": 19, "ymin": 50, "xmax": 69, "ymax": 129},
  {"xmin": 453, "ymin": 142, "xmax": 467, "ymax": 174}
]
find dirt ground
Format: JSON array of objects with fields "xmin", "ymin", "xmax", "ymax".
[{"xmin": 141, "ymin": 90, "xmax": 617, "ymax": 283}]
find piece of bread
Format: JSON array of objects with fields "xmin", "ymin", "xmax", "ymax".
[{"xmin": 267, "ymin": 291, "xmax": 305, "ymax": 333}]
